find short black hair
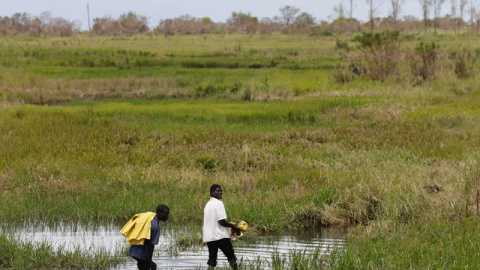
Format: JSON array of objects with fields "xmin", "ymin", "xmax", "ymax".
[
  {"xmin": 156, "ymin": 204, "xmax": 169, "ymax": 214},
  {"xmin": 210, "ymin": 184, "xmax": 221, "ymax": 195}
]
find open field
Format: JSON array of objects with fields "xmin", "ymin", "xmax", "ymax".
[{"xmin": 1, "ymin": 33, "xmax": 480, "ymax": 268}]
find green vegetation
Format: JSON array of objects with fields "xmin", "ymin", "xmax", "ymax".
[
  {"xmin": 1, "ymin": 33, "xmax": 480, "ymax": 269},
  {"xmin": 0, "ymin": 233, "xmax": 125, "ymax": 269}
]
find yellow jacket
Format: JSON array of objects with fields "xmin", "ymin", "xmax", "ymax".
[{"xmin": 120, "ymin": 212, "xmax": 156, "ymax": 245}]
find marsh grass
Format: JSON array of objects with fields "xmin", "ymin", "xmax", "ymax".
[
  {"xmin": 1, "ymin": 95, "xmax": 479, "ymax": 229},
  {"xmin": 0, "ymin": 35, "xmax": 341, "ymax": 104},
  {"xmin": 173, "ymin": 232, "xmax": 204, "ymax": 251},
  {"xmin": 0, "ymin": 233, "xmax": 125, "ymax": 269},
  {"xmin": 211, "ymin": 245, "xmax": 342, "ymax": 270},
  {"xmin": 1, "ymin": 33, "xmax": 480, "ymax": 269},
  {"xmin": 336, "ymin": 217, "xmax": 480, "ymax": 269}
]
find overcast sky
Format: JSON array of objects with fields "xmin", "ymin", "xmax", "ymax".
[{"xmin": 0, "ymin": 0, "xmax": 458, "ymax": 30}]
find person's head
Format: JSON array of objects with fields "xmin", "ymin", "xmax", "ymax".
[
  {"xmin": 156, "ymin": 204, "xmax": 170, "ymax": 222},
  {"xmin": 210, "ymin": 184, "xmax": 222, "ymax": 200}
]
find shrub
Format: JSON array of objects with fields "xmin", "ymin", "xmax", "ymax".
[
  {"xmin": 411, "ymin": 41, "xmax": 438, "ymax": 81},
  {"xmin": 450, "ymin": 49, "xmax": 474, "ymax": 79},
  {"xmin": 352, "ymin": 31, "xmax": 402, "ymax": 81},
  {"xmin": 335, "ymin": 39, "xmax": 350, "ymax": 51}
]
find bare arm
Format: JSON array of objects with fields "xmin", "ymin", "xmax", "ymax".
[{"xmin": 218, "ymin": 219, "xmax": 241, "ymax": 235}]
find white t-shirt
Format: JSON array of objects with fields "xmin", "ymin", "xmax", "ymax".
[{"xmin": 203, "ymin": 197, "xmax": 231, "ymax": 242}]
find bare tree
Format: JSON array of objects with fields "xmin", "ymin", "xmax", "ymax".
[
  {"xmin": 0, "ymin": 12, "xmax": 79, "ymax": 36},
  {"xmin": 92, "ymin": 16, "xmax": 122, "ymax": 36},
  {"xmin": 349, "ymin": 0, "xmax": 355, "ymax": 19},
  {"xmin": 119, "ymin": 12, "xmax": 148, "ymax": 35},
  {"xmin": 334, "ymin": 2, "xmax": 347, "ymax": 19},
  {"xmin": 468, "ymin": 0, "xmax": 476, "ymax": 27},
  {"xmin": 390, "ymin": 0, "xmax": 404, "ymax": 27},
  {"xmin": 227, "ymin": 12, "xmax": 258, "ymax": 34},
  {"xmin": 451, "ymin": 0, "xmax": 458, "ymax": 32},
  {"xmin": 475, "ymin": 6, "xmax": 480, "ymax": 32},
  {"xmin": 293, "ymin": 12, "xmax": 316, "ymax": 33},
  {"xmin": 432, "ymin": 0, "xmax": 445, "ymax": 33},
  {"xmin": 419, "ymin": 0, "xmax": 433, "ymax": 33},
  {"xmin": 155, "ymin": 15, "xmax": 217, "ymax": 35},
  {"xmin": 366, "ymin": 0, "xmax": 384, "ymax": 31},
  {"xmin": 459, "ymin": 0, "xmax": 468, "ymax": 30},
  {"xmin": 278, "ymin": 5, "xmax": 300, "ymax": 27},
  {"xmin": 258, "ymin": 17, "xmax": 282, "ymax": 34}
]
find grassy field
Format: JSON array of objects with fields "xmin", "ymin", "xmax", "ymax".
[{"xmin": 1, "ymin": 33, "xmax": 480, "ymax": 268}]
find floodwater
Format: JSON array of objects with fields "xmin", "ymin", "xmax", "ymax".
[{"xmin": 1, "ymin": 223, "xmax": 345, "ymax": 270}]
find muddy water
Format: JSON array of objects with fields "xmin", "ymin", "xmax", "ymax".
[{"xmin": 1, "ymin": 223, "xmax": 345, "ymax": 269}]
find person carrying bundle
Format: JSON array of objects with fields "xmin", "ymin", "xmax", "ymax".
[{"xmin": 121, "ymin": 204, "xmax": 170, "ymax": 270}]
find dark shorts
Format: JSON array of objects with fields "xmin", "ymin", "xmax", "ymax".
[{"xmin": 206, "ymin": 238, "xmax": 237, "ymax": 267}]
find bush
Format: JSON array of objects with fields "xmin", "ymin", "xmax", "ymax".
[
  {"xmin": 411, "ymin": 41, "xmax": 438, "ymax": 81},
  {"xmin": 451, "ymin": 49, "xmax": 474, "ymax": 79},
  {"xmin": 352, "ymin": 31, "xmax": 402, "ymax": 81},
  {"xmin": 335, "ymin": 39, "xmax": 350, "ymax": 51}
]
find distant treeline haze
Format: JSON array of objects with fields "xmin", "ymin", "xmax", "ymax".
[{"xmin": 1, "ymin": 3, "xmax": 480, "ymax": 36}]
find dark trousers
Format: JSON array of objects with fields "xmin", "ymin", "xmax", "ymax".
[
  {"xmin": 206, "ymin": 238, "xmax": 237, "ymax": 268},
  {"xmin": 132, "ymin": 256, "xmax": 151, "ymax": 270}
]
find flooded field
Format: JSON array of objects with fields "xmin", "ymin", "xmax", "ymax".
[{"xmin": 1, "ymin": 223, "xmax": 345, "ymax": 269}]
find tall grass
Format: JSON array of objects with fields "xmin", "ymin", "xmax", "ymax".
[
  {"xmin": 0, "ymin": 233, "xmax": 125, "ymax": 269},
  {"xmin": 336, "ymin": 217, "xmax": 480, "ymax": 269}
]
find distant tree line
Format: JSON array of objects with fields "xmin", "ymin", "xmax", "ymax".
[
  {"xmin": 0, "ymin": 12, "xmax": 80, "ymax": 36},
  {"xmin": 1, "ymin": 3, "xmax": 480, "ymax": 37}
]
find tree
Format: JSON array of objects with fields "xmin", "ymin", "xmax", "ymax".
[
  {"xmin": 92, "ymin": 16, "xmax": 122, "ymax": 35},
  {"xmin": 451, "ymin": 0, "xmax": 457, "ymax": 32},
  {"xmin": 432, "ymin": 0, "xmax": 445, "ymax": 33},
  {"xmin": 92, "ymin": 12, "xmax": 148, "ymax": 36},
  {"xmin": 349, "ymin": 0, "xmax": 355, "ymax": 19},
  {"xmin": 278, "ymin": 5, "xmax": 300, "ymax": 27},
  {"xmin": 155, "ymin": 15, "xmax": 216, "ymax": 35},
  {"xmin": 119, "ymin": 12, "xmax": 148, "ymax": 35},
  {"xmin": 390, "ymin": 0, "xmax": 404, "ymax": 27},
  {"xmin": 419, "ymin": 0, "xmax": 433, "ymax": 33},
  {"xmin": 0, "ymin": 12, "xmax": 78, "ymax": 36},
  {"xmin": 293, "ymin": 12, "xmax": 316, "ymax": 33},
  {"xmin": 459, "ymin": 0, "xmax": 468, "ymax": 30},
  {"xmin": 334, "ymin": 2, "xmax": 347, "ymax": 19},
  {"xmin": 475, "ymin": 7, "xmax": 480, "ymax": 32},
  {"xmin": 366, "ymin": 0, "xmax": 384, "ymax": 31},
  {"xmin": 226, "ymin": 12, "xmax": 258, "ymax": 34}
]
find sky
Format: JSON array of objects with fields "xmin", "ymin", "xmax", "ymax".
[{"xmin": 0, "ymin": 0, "xmax": 458, "ymax": 31}]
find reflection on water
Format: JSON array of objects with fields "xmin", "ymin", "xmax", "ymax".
[{"xmin": 0, "ymin": 223, "xmax": 345, "ymax": 270}]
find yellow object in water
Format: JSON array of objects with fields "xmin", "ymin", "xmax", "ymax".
[{"xmin": 120, "ymin": 212, "xmax": 156, "ymax": 245}]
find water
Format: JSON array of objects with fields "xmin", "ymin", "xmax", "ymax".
[{"xmin": 0, "ymin": 223, "xmax": 345, "ymax": 269}]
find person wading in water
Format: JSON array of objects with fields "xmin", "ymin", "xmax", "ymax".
[
  {"xmin": 121, "ymin": 204, "xmax": 170, "ymax": 270},
  {"xmin": 203, "ymin": 184, "xmax": 241, "ymax": 270}
]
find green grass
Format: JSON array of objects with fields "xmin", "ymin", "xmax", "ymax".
[
  {"xmin": 1, "ymin": 33, "xmax": 480, "ymax": 269},
  {"xmin": 0, "ymin": 233, "xmax": 125, "ymax": 269},
  {"xmin": 336, "ymin": 217, "xmax": 480, "ymax": 269}
]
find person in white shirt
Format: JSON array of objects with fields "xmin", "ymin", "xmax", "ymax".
[{"xmin": 203, "ymin": 184, "xmax": 241, "ymax": 270}]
